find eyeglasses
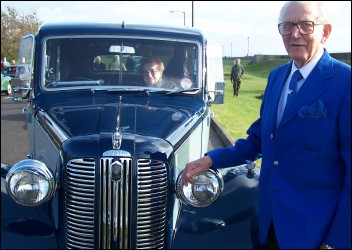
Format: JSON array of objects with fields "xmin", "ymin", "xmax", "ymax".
[
  {"xmin": 143, "ymin": 69, "xmax": 160, "ymax": 76},
  {"xmin": 278, "ymin": 21, "xmax": 324, "ymax": 36}
]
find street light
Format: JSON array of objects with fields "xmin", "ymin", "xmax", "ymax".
[{"xmin": 170, "ymin": 10, "xmax": 186, "ymax": 26}]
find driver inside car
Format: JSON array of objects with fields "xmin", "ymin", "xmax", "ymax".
[{"xmin": 141, "ymin": 56, "xmax": 179, "ymax": 89}]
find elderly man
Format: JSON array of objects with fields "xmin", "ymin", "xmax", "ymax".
[
  {"xmin": 230, "ymin": 58, "xmax": 245, "ymax": 97},
  {"xmin": 182, "ymin": 1, "xmax": 351, "ymax": 249}
]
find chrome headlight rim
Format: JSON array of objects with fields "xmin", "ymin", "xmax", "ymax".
[
  {"xmin": 5, "ymin": 159, "xmax": 55, "ymax": 207},
  {"xmin": 176, "ymin": 169, "xmax": 224, "ymax": 208}
]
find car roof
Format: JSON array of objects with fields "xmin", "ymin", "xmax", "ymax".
[{"xmin": 37, "ymin": 22, "xmax": 205, "ymax": 43}]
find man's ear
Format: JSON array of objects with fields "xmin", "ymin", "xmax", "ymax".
[{"xmin": 321, "ymin": 24, "xmax": 332, "ymax": 44}]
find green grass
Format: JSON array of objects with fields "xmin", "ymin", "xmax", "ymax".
[{"xmin": 212, "ymin": 57, "xmax": 351, "ymax": 167}]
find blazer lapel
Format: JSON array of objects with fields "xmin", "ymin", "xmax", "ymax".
[
  {"xmin": 261, "ymin": 64, "xmax": 291, "ymax": 133},
  {"xmin": 279, "ymin": 51, "xmax": 332, "ymax": 127}
]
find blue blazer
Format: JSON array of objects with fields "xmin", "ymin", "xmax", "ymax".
[{"xmin": 208, "ymin": 49, "xmax": 351, "ymax": 249}]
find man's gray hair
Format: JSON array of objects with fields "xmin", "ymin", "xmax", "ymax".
[{"xmin": 279, "ymin": 1, "xmax": 331, "ymax": 24}]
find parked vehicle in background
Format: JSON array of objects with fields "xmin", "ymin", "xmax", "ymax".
[
  {"xmin": 1, "ymin": 22, "xmax": 261, "ymax": 249},
  {"xmin": 2, "ymin": 64, "xmax": 31, "ymax": 97},
  {"xmin": 3, "ymin": 65, "xmax": 17, "ymax": 78},
  {"xmin": 1, "ymin": 73, "xmax": 12, "ymax": 95},
  {"xmin": 6, "ymin": 64, "xmax": 31, "ymax": 98}
]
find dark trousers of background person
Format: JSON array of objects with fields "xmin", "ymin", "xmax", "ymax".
[{"xmin": 232, "ymin": 80, "xmax": 241, "ymax": 97}]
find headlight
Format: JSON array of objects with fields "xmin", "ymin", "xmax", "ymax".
[
  {"xmin": 5, "ymin": 159, "xmax": 55, "ymax": 206},
  {"xmin": 176, "ymin": 169, "xmax": 224, "ymax": 208}
]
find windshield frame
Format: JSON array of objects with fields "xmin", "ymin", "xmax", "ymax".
[{"xmin": 41, "ymin": 35, "xmax": 202, "ymax": 93}]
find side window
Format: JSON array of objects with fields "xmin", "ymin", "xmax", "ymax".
[{"xmin": 45, "ymin": 40, "xmax": 61, "ymax": 85}]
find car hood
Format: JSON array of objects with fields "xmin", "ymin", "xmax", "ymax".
[{"xmin": 47, "ymin": 101, "xmax": 199, "ymax": 140}]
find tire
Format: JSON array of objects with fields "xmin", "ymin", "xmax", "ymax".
[{"xmin": 6, "ymin": 82, "xmax": 12, "ymax": 96}]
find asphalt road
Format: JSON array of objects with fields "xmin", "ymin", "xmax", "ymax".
[
  {"xmin": 1, "ymin": 94, "xmax": 29, "ymax": 166},
  {"xmin": 1, "ymin": 94, "xmax": 228, "ymax": 167}
]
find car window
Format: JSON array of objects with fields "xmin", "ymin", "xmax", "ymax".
[
  {"xmin": 3, "ymin": 66, "xmax": 16, "ymax": 76},
  {"xmin": 43, "ymin": 37, "xmax": 200, "ymax": 91}
]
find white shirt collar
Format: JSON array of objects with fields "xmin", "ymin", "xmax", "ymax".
[{"xmin": 290, "ymin": 49, "xmax": 324, "ymax": 79}]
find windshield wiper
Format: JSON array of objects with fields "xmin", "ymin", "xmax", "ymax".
[{"xmin": 165, "ymin": 87, "xmax": 200, "ymax": 95}]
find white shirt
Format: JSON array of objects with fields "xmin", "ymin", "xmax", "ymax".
[{"xmin": 276, "ymin": 50, "xmax": 324, "ymax": 127}]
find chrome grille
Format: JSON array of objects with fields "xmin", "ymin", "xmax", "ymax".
[
  {"xmin": 136, "ymin": 159, "xmax": 168, "ymax": 249},
  {"xmin": 65, "ymin": 158, "xmax": 96, "ymax": 249},
  {"xmin": 65, "ymin": 157, "xmax": 168, "ymax": 249},
  {"xmin": 100, "ymin": 156, "xmax": 132, "ymax": 249}
]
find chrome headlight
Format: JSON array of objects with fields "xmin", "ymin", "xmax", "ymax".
[
  {"xmin": 5, "ymin": 159, "xmax": 55, "ymax": 206},
  {"xmin": 176, "ymin": 169, "xmax": 224, "ymax": 208}
]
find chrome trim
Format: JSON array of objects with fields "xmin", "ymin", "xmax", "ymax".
[
  {"xmin": 100, "ymin": 156, "xmax": 132, "ymax": 249},
  {"xmin": 65, "ymin": 156, "xmax": 168, "ymax": 249},
  {"xmin": 65, "ymin": 158, "xmax": 96, "ymax": 249},
  {"xmin": 37, "ymin": 110, "xmax": 70, "ymax": 143},
  {"xmin": 136, "ymin": 159, "xmax": 168, "ymax": 249}
]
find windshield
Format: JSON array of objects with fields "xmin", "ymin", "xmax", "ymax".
[{"xmin": 43, "ymin": 36, "xmax": 200, "ymax": 91}]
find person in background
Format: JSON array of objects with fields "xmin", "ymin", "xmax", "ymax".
[
  {"xmin": 108, "ymin": 55, "xmax": 126, "ymax": 71},
  {"xmin": 93, "ymin": 56, "xmax": 106, "ymax": 71},
  {"xmin": 125, "ymin": 55, "xmax": 136, "ymax": 71},
  {"xmin": 3, "ymin": 57, "xmax": 10, "ymax": 67},
  {"xmin": 182, "ymin": 1, "xmax": 350, "ymax": 249},
  {"xmin": 140, "ymin": 56, "xmax": 165, "ymax": 87},
  {"xmin": 11, "ymin": 60, "xmax": 16, "ymax": 65},
  {"xmin": 230, "ymin": 58, "xmax": 245, "ymax": 97}
]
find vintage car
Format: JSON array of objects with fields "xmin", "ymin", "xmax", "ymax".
[
  {"xmin": 1, "ymin": 73, "xmax": 12, "ymax": 95},
  {"xmin": 2, "ymin": 64, "xmax": 31, "ymax": 97},
  {"xmin": 1, "ymin": 22, "xmax": 261, "ymax": 249}
]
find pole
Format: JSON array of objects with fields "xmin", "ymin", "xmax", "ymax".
[
  {"xmin": 183, "ymin": 11, "xmax": 185, "ymax": 26},
  {"xmin": 192, "ymin": 1, "xmax": 194, "ymax": 27},
  {"xmin": 170, "ymin": 10, "xmax": 186, "ymax": 26},
  {"xmin": 231, "ymin": 43, "xmax": 232, "ymax": 58},
  {"xmin": 247, "ymin": 37, "xmax": 249, "ymax": 57}
]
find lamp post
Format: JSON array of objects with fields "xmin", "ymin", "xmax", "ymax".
[{"xmin": 170, "ymin": 10, "xmax": 186, "ymax": 26}]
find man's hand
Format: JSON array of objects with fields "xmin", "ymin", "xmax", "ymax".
[{"xmin": 182, "ymin": 156, "xmax": 213, "ymax": 186}]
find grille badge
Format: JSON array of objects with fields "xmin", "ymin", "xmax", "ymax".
[{"xmin": 110, "ymin": 160, "xmax": 122, "ymax": 182}]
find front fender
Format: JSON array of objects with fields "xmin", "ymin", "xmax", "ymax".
[
  {"xmin": 172, "ymin": 165, "xmax": 260, "ymax": 249},
  {"xmin": 1, "ymin": 163, "xmax": 58, "ymax": 249}
]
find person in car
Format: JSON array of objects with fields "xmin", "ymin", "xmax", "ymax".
[
  {"xmin": 140, "ymin": 56, "xmax": 180, "ymax": 89},
  {"xmin": 140, "ymin": 56, "xmax": 165, "ymax": 87},
  {"xmin": 93, "ymin": 56, "xmax": 106, "ymax": 71},
  {"xmin": 108, "ymin": 55, "xmax": 126, "ymax": 71}
]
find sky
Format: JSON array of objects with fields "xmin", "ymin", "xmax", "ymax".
[{"xmin": 1, "ymin": 1, "xmax": 351, "ymax": 57}]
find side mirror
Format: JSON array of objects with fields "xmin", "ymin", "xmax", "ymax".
[
  {"xmin": 208, "ymin": 81, "xmax": 225, "ymax": 104},
  {"xmin": 214, "ymin": 81, "xmax": 225, "ymax": 104}
]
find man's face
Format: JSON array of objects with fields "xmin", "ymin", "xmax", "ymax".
[
  {"xmin": 142, "ymin": 62, "xmax": 162, "ymax": 86},
  {"xmin": 280, "ymin": 2, "xmax": 330, "ymax": 68}
]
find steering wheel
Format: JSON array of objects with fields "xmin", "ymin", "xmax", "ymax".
[{"xmin": 161, "ymin": 80, "xmax": 180, "ymax": 90}]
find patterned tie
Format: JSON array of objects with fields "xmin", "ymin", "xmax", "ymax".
[{"xmin": 285, "ymin": 70, "xmax": 303, "ymax": 109}]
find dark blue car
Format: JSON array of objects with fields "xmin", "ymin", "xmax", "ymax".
[{"xmin": 1, "ymin": 22, "xmax": 261, "ymax": 249}]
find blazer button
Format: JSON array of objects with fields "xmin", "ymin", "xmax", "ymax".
[
  {"xmin": 274, "ymin": 161, "xmax": 279, "ymax": 166},
  {"xmin": 270, "ymin": 133, "xmax": 274, "ymax": 140}
]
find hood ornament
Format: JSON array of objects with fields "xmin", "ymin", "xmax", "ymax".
[{"xmin": 112, "ymin": 96, "xmax": 123, "ymax": 149}]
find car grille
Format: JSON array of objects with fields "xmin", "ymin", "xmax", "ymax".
[{"xmin": 65, "ymin": 157, "xmax": 168, "ymax": 249}]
